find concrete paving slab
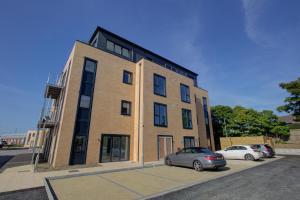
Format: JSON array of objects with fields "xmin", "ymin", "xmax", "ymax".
[{"xmin": 51, "ymin": 175, "xmax": 140, "ymax": 200}]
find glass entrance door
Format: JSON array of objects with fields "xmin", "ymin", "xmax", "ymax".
[
  {"xmin": 100, "ymin": 135, "xmax": 130, "ymax": 163},
  {"xmin": 158, "ymin": 136, "xmax": 173, "ymax": 160}
]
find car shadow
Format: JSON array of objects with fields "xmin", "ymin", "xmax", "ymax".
[
  {"xmin": 205, "ymin": 167, "xmax": 231, "ymax": 172},
  {"xmin": 169, "ymin": 165, "xmax": 231, "ymax": 172}
]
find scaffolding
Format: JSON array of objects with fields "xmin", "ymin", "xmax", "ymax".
[{"xmin": 32, "ymin": 75, "xmax": 63, "ymax": 171}]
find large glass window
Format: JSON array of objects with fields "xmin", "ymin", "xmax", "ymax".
[
  {"xmin": 123, "ymin": 70, "xmax": 132, "ymax": 84},
  {"xmin": 100, "ymin": 135, "xmax": 130, "ymax": 162},
  {"xmin": 180, "ymin": 84, "xmax": 190, "ymax": 103},
  {"xmin": 154, "ymin": 74, "xmax": 166, "ymax": 96},
  {"xmin": 154, "ymin": 103, "xmax": 168, "ymax": 127},
  {"xmin": 70, "ymin": 58, "xmax": 97, "ymax": 165},
  {"xmin": 121, "ymin": 100, "xmax": 131, "ymax": 116},
  {"xmin": 182, "ymin": 109, "xmax": 193, "ymax": 129}
]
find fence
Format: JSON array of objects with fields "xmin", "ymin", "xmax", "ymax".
[{"xmin": 220, "ymin": 136, "xmax": 274, "ymax": 149}]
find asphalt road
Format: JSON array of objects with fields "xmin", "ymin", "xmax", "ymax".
[
  {"xmin": 0, "ymin": 149, "xmax": 32, "ymax": 172},
  {"xmin": 153, "ymin": 155, "xmax": 300, "ymax": 200}
]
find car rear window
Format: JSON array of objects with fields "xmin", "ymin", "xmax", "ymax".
[{"xmin": 194, "ymin": 148, "xmax": 212, "ymax": 154}]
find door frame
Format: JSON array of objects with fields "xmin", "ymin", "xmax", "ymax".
[
  {"xmin": 99, "ymin": 134, "xmax": 130, "ymax": 163},
  {"xmin": 157, "ymin": 135, "xmax": 173, "ymax": 160}
]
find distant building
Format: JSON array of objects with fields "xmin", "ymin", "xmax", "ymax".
[
  {"xmin": 24, "ymin": 130, "xmax": 46, "ymax": 148},
  {"xmin": 0, "ymin": 134, "xmax": 25, "ymax": 146}
]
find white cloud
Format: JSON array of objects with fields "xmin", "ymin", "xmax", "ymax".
[{"xmin": 242, "ymin": 0, "xmax": 273, "ymax": 46}]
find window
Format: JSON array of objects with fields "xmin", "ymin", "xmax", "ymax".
[
  {"xmin": 153, "ymin": 74, "xmax": 166, "ymax": 96},
  {"xmin": 184, "ymin": 137, "xmax": 195, "ymax": 148},
  {"xmin": 182, "ymin": 109, "xmax": 193, "ymax": 129},
  {"xmin": 202, "ymin": 97, "xmax": 212, "ymax": 143},
  {"xmin": 180, "ymin": 84, "xmax": 190, "ymax": 103},
  {"xmin": 122, "ymin": 48, "xmax": 130, "ymax": 58},
  {"xmin": 154, "ymin": 103, "xmax": 168, "ymax": 127},
  {"xmin": 106, "ymin": 40, "xmax": 114, "ymax": 51},
  {"xmin": 121, "ymin": 100, "xmax": 131, "ymax": 116},
  {"xmin": 123, "ymin": 70, "xmax": 133, "ymax": 84},
  {"xmin": 115, "ymin": 44, "xmax": 122, "ymax": 54},
  {"xmin": 73, "ymin": 136, "xmax": 86, "ymax": 152},
  {"xmin": 80, "ymin": 95, "xmax": 91, "ymax": 108}
]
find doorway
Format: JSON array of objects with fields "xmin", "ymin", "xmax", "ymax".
[
  {"xmin": 158, "ymin": 136, "xmax": 173, "ymax": 160},
  {"xmin": 100, "ymin": 135, "xmax": 130, "ymax": 163}
]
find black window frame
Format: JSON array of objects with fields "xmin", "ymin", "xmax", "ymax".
[
  {"xmin": 182, "ymin": 109, "xmax": 193, "ymax": 129},
  {"xmin": 180, "ymin": 83, "xmax": 191, "ymax": 103},
  {"xmin": 121, "ymin": 100, "xmax": 131, "ymax": 116},
  {"xmin": 154, "ymin": 102, "xmax": 168, "ymax": 127},
  {"xmin": 153, "ymin": 74, "xmax": 166, "ymax": 97},
  {"xmin": 123, "ymin": 70, "xmax": 133, "ymax": 85}
]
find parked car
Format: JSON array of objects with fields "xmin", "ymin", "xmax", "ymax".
[
  {"xmin": 251, "ymin": 144, "xmax": 275, "ymax": 158},
  {"xmin": 165, "ymin": 147, "xmax": 226, "ymax": 171},
  {"xmin": 216, "ymin": 145, "xmax": 263, "ymax": 161}
]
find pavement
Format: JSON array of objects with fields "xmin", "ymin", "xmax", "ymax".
[
  {"xmin": 153, "ymin": 155, "xmax": 300, "ymax": 200},
  {"xmin": 46, "ymin": 157, "xmax": 282, "ymax": 200},
  {"xmin": 0, "ymin": 157, "xmax": 155, "ymax": 193}
]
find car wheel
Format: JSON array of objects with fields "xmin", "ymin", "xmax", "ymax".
[
  {"xmin": 165, "ymin": 158, "xmax": 172, "ymax": 166},
  {"xmin": 244, "ymin": 154, "xmax": 255, "ymax": 161},
  {"xmin": 193, "ymin": 160, "xmax": 203, "ymax": 171}
]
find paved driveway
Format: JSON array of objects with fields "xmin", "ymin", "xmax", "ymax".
[
  {"xmin": 47, "ymin": 158, "xmax": 281, "ymax": 200},
  {"xmin": 154, "ymin": 155, "xmax": 300, "ymax": 200}
]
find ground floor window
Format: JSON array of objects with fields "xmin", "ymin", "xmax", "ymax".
[
  {"xmin": 184, "ymin": 136, "xmax": 195, "ymax": 148},
  {"xmin": 100, "ymin": 135, "xmax": 130, "ymax": 163},
  {"xmin": 157, "ymin": 136, "xmax": 173, "ymax": 160}
]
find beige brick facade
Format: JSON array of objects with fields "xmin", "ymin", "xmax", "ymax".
[{"xmin": 46, "ymin": 39, "xmax": 214, "ymax": 168}]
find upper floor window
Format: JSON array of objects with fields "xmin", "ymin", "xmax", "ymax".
[
  {"xmin": 115, "ymin": 44, "xmax": 122, "ymax": 54},
  {"xmin": 121, "ymin": 100, "xmax": 131, "ymax": 116},
  {"xmin": 182, "ymin": 109, "xmax": 193, "ymax": 129},
  {"xmin": 153, "ymin": 74, "xmax": 166, "ymax": 97},
  {"xmin": 123, "ymin": 70, "xmax": 133, "ymax": 85},
  {"xmin": 122, "ymin": 48, "xmax": 129, "ymax": 58},
  {"xmin": 154, "ymin": 103, "xmax": 168, "ymax": 127},
  {"xmin": 180, "ymin": 84, "xmax": 190, "ymax": 103},
  {"xmin": 106, "ymin": 40, "xmax": 114, "ymax": 51},
  {"xmin": 106, "ymin": 40, "xmax": 130, "ymax": 58}
]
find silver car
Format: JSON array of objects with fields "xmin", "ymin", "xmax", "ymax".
[{"xmin": 165, "ymin": 147, "xmax": 226, "ymax": 171}]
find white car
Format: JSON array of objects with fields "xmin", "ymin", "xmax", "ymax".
[{"xmin": 216, "ymin": 145, "xmax": 263, "ymax": 161}]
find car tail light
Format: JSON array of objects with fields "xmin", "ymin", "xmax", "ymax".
[{"xmin": 204, "ymin": 155, "xmax": 217, "ymax": 160}]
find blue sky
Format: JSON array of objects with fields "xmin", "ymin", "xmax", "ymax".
[{"xmin": 0, "ymin": 0, "xmax": 299, "ymax": 134}]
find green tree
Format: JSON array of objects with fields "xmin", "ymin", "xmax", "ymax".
[
  {"xmin": 277, "ymin": 77, "xmax": 300, "ymax": 121},
  {"xmin": 211, "ymin": 105, "xmax": 290, "ymax": 139},
  {"xmin": 211, "ymin": 105, "xmax": 233, "ymax": 137}
]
